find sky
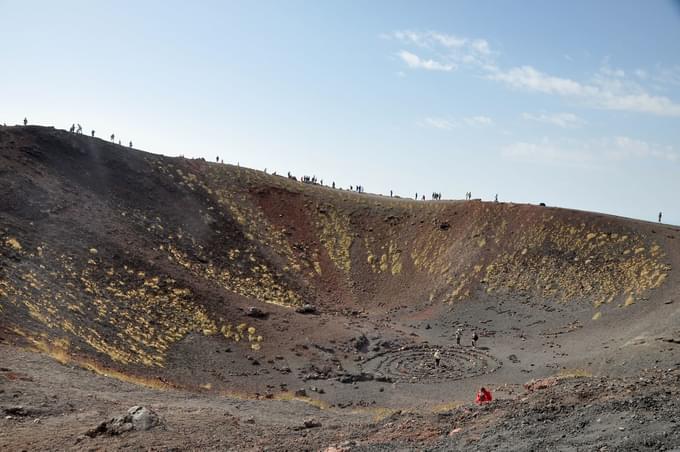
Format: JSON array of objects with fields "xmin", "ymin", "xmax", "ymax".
[{"xmin": 1, "ymin": 0, "xmax": 680, "ymax": 225}]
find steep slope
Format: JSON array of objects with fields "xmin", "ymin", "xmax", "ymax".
[{"xmin": 1, "ymin": 125, "xmax": 678, "ymax": 394}]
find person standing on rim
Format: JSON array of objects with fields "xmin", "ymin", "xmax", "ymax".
[
  {"xmin": 659, "ymin": 211, "xmax": 662, "ymax": 223},
  {"xmin": 23, "ymin": 117, "xmax": 28, "ymax": 126}
]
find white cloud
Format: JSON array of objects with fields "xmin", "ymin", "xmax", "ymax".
[
  {"xmin": 489, "ymin": 65, "xmax": 590, "ymax": 96},
  {"xmin": 470, "ymin": 39, "xmax": 491, "ymax": 55},
  {"xmin": 385, "ymin": 29, "xmax": 680, "ymax": 117},
  {"xmin": 422, "ymin": 115, "xmax": 493, "ymax": 130},
  {"xmin": 490, "ymin": 65, "xmax": 680, "ymax": 117},
  {"xmin": 422, "ymin": 117, "xmax": 457, "ymax": 130},
  {"xmin": 464, "ymin": 115, "xmax": 493, "ymax": 126},
  {"xmin": 605, "ymin": 136, "xmax": 678, "ymax": 162},
  {"xmin": 398, "ymin": 51, "xmax": 454, "ymax": 72},
  {"xmin": 430, "ymin": 32, "xmax": 467, "ymax": 48},
  {"xmin": 501, "ymin": 140, "xmax": 594, "ymax": 165},
  {"xmin": 502, "ymin": 136, "xmax": 678, "ymax": 165},
  {"xmin": 387, "ymin": 30, "xmax": 494, "ymax": 71},
  {"xmin": 522, "ymin": 112, "xmax": 586, "ymax": 128}
]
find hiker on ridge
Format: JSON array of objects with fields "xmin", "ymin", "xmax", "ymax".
[
  {"xmin": 91, "ymin": 130, "xmax": 95, "ymax": 137},
  {"xmin": 76, "ymin": 124, "xmax": 82, "ymax": 134},
  {"xmin": 659, "ymin": 212, "xmax": 663, "ymax": 223},
  {"xmin": 110, "ymin": 133, "xmax": 115, "ymax": 142},
  {"xmin": 23, "ymin": 117, "xmax": 28, "ymax": 126}
]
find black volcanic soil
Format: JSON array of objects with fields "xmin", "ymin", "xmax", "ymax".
[{"xmin": 1, "ymin": 125, "xmax": 680, "ymax": 450}]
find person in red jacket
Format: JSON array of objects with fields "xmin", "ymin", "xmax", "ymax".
[{"xmin": 476, "ymin": 387, "xmax": 493, "ymax": 404}]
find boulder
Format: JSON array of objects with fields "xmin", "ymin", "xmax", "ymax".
[
  {"xmin": 86, "ymin": 406, "xmax": 160, "ymax": 437},
  {"xmin": 295, "ymin": 304, "xmax": 318, "ymax": 314}
]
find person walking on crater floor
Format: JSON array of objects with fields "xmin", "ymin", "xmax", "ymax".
[
  {"xmin": 456, "ymin": 328, "xmax": 462, "ymax": 346},
  {"xmin": 472, "ymin": 330, "xmax": 479, "ymax": 348},
  {"xmin": 433, "ymin": 349, "xmax": 441, "ymax": 368}
]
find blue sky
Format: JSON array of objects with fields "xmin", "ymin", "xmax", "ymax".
[{"xmin": 2, "ymin": 0, "xmax": 679, "ymax": 224}]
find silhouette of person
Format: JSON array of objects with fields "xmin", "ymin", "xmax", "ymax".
[
  {"xmin": 111, "ymin": 134, "xmax": 115, "ymax": 142},
  {"xmin": 216, "ymin": 156, "xmax": 219, "ymax": 162},
  {"xmin": 390, "ymin": 190, "xmax": 393, "ymax": 197},
  {"xmin": 23, "ymin": 117, "xmax": 27, "ymax": 126},
  {"xmin": 494, "ymin": 194, "xmax": 498, "ymax": 203},
  {"xmin": 70, "ymin": 124, "xmax": 75, "ymax": 133},
  {"xmin": 415, "ymin": 192, "xmax": 418, "ymax": 200},
  {"xmin": 332, "ymin": 181, "xmax": 335, "ymax": 189},
  {"xmin": 77, "ymin": 124, "xmax": 82, "ymax": 134},
  {"xmin": 659, "ymin": 212, "xmax": 663, "ymax": 223},
  {"xmin": 91, "ymin": 130, "xmax": 95, "ymax": 137},
  {"xmin": 129, "ymin": 141, "xmax": 133, "ymax": 148}
]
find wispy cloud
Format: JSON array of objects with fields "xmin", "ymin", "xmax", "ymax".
[
  {"xmin": 422, "ymin": 115, "xmax": 493, "ymax": 130},
  {"xmin": 386, "ymin": 29, "xmax": 680, "ymax": 117},
  {"xmin": 489, "ymin": 64, "xmax": 680, "ymax": 117},
  {"xmin": 522, "ymin": 112, "xmax": 586, "ymax": 128},
  {"xmin": 398, "ymin": 51, "xmax": 454, "ymax": 72},
  {"xmin": 385, "ymin": 30, "xmax": 495, "ymax": 72},
  {"xmin": 464, "ymin": 115, "xmax": 493, "ymax": 126},
  {"xmin": 502, "ymin": 136, "xmax": 678, "ymax": 165},
  {"xmin": 501, "ymin": 140, "xmax": 594, "ymax": 165},
  {"xmin": 605, "ymin": 136, "xmax": 678, "ymax": 161}
]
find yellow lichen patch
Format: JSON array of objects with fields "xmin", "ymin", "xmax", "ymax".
[
  {"xmin": 89, "ymin": 248, "xmax": 98, "ymax": 255},
  {"xmin": 481, "ymin": 220, "xmax": 669, "ymax": 308},
  {"xmin": 1, "ymin": 249, "xmax": 250, "ymax": 368},
  {"xmin": 317, "ymin": 206, "xmax": 352, "ymax": 273},
  {"xmin": 5, "ymin": 237, "xmax": 22, "ymax": 251},
  {"xmin": 592, "ymin": 311, "xmax": 602, "ymax": 320}
]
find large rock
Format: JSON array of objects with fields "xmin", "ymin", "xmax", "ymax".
[
  {"xmin": 86, "ymin": 406, "xmax": 161, "ymax": 437},
  {"xmin": 127, "ymin": 406, "xmax": 159, "ymax": 431},
  {"xmin": 295, "ymin": 304, "xmax": 317, "ymax": 314}
]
